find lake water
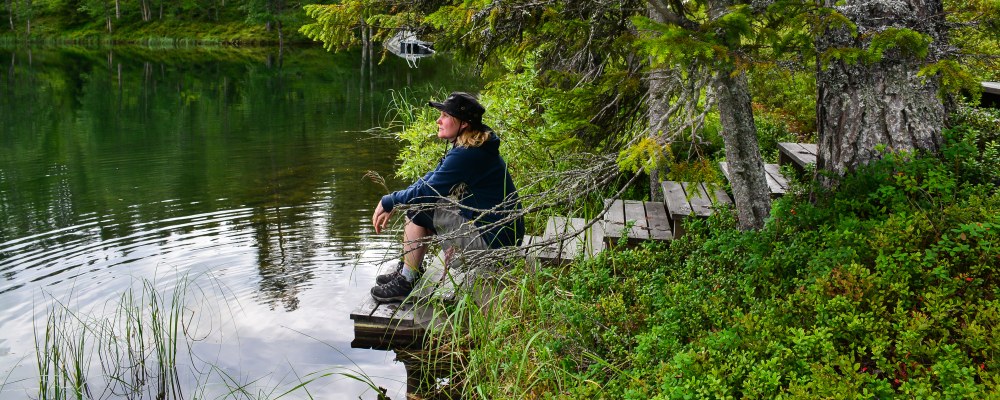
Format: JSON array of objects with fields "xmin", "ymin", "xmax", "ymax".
[{"xmin": 0, "ymin": 45, "xmax": 472, "ymax": 399}]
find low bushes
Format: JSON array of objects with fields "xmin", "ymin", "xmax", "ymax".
[{"xmin": 450, "ymin": 124, "xmax": 1000, "ymax": 398}]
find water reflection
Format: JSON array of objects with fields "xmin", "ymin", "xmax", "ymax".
[{"xmin": 0, "ymin": 44, "xmax": 475, "ymax": 398}]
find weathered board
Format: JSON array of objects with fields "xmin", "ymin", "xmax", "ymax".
[
  {"xmin": 719, "ymin": 162, "xmax": 789, "ymax": 198},
  {"xmin": 777, "ymin": 142, "xmax": 818, "ymax": 170},
  {"xmin": 602, "ymin": 199, "xmax": 672, "ymax": 246},
  {"xmin": 661, "ymin": 181, "xmax": 733, "ymax": 239}
]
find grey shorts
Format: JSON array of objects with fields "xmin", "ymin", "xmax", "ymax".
[{"xmin": 407, "ymin": 200, "xmax": 489, "ymax": 254}]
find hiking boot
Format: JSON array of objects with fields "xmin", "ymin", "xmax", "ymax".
[
  {"xmin": 371, "ymin": 273, "xmax": 415, "ymax": 302},
  {"xmin": 375, "ymin": 261, "xmax": 405, "ymax": 285}
]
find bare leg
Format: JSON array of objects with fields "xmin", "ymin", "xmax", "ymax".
[{"xmin": 402, "ymin": 218, "xmax": 431, "ymax": 274}]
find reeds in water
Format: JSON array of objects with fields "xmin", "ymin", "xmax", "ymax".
[{"xmin": 35, "ymin": 278, "xmax": 191, "ymax": 400}]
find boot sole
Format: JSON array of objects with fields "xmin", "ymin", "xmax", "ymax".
[{"xmin": 370, "ymin": 291, "xmax": 409, "ymax": 302}]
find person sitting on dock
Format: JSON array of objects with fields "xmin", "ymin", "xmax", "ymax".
[{"xmin": 370, "ymin": 92, "xmax": 525, "ymax": 302}]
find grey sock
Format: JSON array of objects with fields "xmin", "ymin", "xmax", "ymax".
[{"xmin": 401, "ymin": 266, "xmax": 418, "ymax": 282}]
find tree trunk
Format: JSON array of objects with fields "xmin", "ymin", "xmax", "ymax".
[
  {"xmin": 713, "ymin": 71, "xmax": 772, "ymax": 230},
  {"xmin": 7, "ymin": 0, "xmax": 13, "ymax": 31},
  {"xmin": 816, "ymin": 0, "xmax": 946, "ymax": 179},
  {"xmin": 276, "ymin": 19, "xmax": 283, "ymax": 48},
  {"xmin": 709, "ymin": 0, "xmax": 771, "ymax": 230},
  {"xmin": 645, "ymin": 3, "xmax": 670, "ymax": 202},
  {"xmin": 115, "ymin": 0, "xmax": 119, "ymax": 19},
  {"xmin": 24, "ymin": 0, "xmax": 31, "ymax": 35}
]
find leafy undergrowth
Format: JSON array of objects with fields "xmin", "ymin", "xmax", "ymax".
[{"xmin": 450, "ymin": 120, "xmax": 1000, "ymax": 399}]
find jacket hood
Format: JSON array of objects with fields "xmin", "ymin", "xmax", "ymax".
[{"xmin": 481, "ymin": 132, "xmax": 501, "ymax": 154}]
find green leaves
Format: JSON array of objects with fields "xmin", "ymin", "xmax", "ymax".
[{"xmin": 616, "ymin": 136, "xmax": 667, "ymax": 174}]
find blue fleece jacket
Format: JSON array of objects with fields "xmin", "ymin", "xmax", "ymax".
[{"xmin": 380, "ymin": 133, "xmax": 524, "ymax": 248}]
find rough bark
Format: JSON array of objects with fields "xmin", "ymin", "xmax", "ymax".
[
  {"xmin": 709, "ymin": 0, "xmax": 771, "ymax": 230},
  {"xmin": 646, "ymin": 3, "xmax": 670, "ymax": 202},
  {"xmin": 816, "ymin": 0, "xmax": 947, "ymax": 179},
  {"xmin": 713, "ymin": 70, "xmax": 772, "ymax": 230}
]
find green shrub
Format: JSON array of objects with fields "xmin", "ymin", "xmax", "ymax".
[{"xmin": 455, "ymin": 122, "xmax": 1000, "ymax": 398}]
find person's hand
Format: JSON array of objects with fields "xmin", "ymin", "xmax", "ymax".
[{"xmin": 372, "ymin": 200, "xmax": 393, "ymax": 234}]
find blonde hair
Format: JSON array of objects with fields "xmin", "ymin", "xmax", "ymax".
[{"xmin": 455, "ymin": 129, "xmax": 491, "ymax": 148}]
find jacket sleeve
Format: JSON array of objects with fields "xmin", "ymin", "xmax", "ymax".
[{"xmin": 380, "ymin": 148, "xmax": 476, "ymax": 213}]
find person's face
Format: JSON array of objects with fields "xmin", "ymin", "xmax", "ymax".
[{"xmin": 436, "ymin": 112, "xmax": 467, "ymax": 141}]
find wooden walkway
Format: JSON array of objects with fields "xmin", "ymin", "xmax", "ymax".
[
  {"xmin": 602, "ymin": 199, "xmax": 672, "ymax": 246},
  {"xmin": 982, "ymin": 82, "xmax": 1000, "ymax": 108},
  {"xmin": 660, "ymin": 181, "xmax": 733, "ymax": 238},
  {"xmin": 351, "ymin": 145, "xmax": 831, "ymax": 349},
  {"xmin": 523, "ymin": 216, "xmax": 605, "ymax": 266},
  {"xmin": 719, "ymin": 162, "xmax": 789, "ymax": 199}
]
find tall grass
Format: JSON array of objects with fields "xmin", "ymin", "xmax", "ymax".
[
  {"xmin": 35, "ymin": 278, "xmax": 192, "ymax": 399},
  {"xmin": 412, "ymin": 260, "xmax": 603, "ymax": 399},
  {"xmin": 32, "ymin": 275, "xmax": 395, "ymax": 399}
]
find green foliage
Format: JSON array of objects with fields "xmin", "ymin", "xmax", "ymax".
[
  {"xmin": 748, "ymin": 66, "xmax": 817, "ymax": 135},
  {"xmin": 1, "ymin": 0, "xmax": 311, "ymax": 43},
  {"xmin": 632, "ymin": 15, "xmax": 724, "ymax": 68},
  {"xmin": 389, "ymin": 89, "xmax": 451, "ymax": 181},
  {"xmin": 452, "ymin": 123, "xmax": 1000, "ymax": 398},
  {"xmin": 616, "ymin": 136, "xmax": 667, "ymax": 175},
  {"xmin": 920, "ymin": 59, "xmax": 983, "ymax": 100}
]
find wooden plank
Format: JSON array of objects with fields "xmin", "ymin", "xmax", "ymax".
[
  {"xmin": 777, "ymin": 142, "xmax": 817, "ymax": 168},
  {"xmin": 623, "ymin": 200, "xmax": 650, "ymax": 240},
  {"xmin": 368, "ymin": 301, "xmax": 415, "ymax": 326},
  {"xmin": 762, "ymin": 167, "xmax": 783, "ymax": 195},
  {"xmin": 603, "ymin": 199, "xmax": 628, "ymax": 244},
  {"xmin": 350, "ymin": 297, "xmax": 379, "ymax": 320},
  {"xmin": 983, "ymin": 81, "xmax": 1000, "ymax": 94},
  {"xmin": 644, "ymin": 201, "xmax": 672, "ymax": 241},
  {"xmin": 719, "ymin": 162, "xmax": 732, "ymax": 181},
  {"xmin": 721, "ymin": 161, "xmax": 788, "ymax": 198},
  {"xmin": 543, "ymin": 216, "xmax": 568, "ymax": 260},
  {"xmin": 587, "ymin": 220, "xmax": 606, "ymax": 257},
  {"xmin": 563, "ymin": 217, "xmax": 587, "ymax": 261},
  {"xmin": 686, "ymin": 182, "xmax": 716, "ymax": 217},
  {"xmin": 661, "ymin": 181, "xmax": 691, "ymax": 238},
  {"xmin": 368, "ymin": 301, "xmax": 416, "ymax": 328},
  {"xmin": 763, "ymin": 163, "xmax": 789, "ymax": 198},
  {"xmin": 703, "ymin": 182, "xmax": 733, "ymax": 208},
  {"xmin": 351, "ymin": 322, "xmax": 424, "ymax": 350},
  {"xmin": 567, "ymin": 217, "xmax": 588, "ymax": 247},
  {"xmin": 543, "ymin": 216, "xmax": 586, "ymax": 262},
  {"xmin": 604, "ymin": 198, "xmax": 626, "ymax": 224},
  {"xmin": 661, "ymin": 181, "xmax": 692, "ymax": 218},
  {"xmin": 798, "ymin": 143, "xmax": 817, "ymax": 157}
]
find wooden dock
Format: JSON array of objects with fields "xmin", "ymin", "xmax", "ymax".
[
  {"xmin": 350, "ymin": 252, "xmax": 473, "ymax": 350},
  {"xmin": 353, "ymin": 163, "xmax": 815, "ymax": 348},
  {"xmin": 719, "ymin": 162, "xmax": 789, "ymax": 199}
]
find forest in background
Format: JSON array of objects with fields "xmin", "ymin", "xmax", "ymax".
[{"xmin": 0, "ymin": 0, "xmax": 316, "ymax": 44}]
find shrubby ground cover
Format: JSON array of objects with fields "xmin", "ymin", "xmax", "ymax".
[{"xmin": 435, "ymin": 107, "xmax": 1000, "ymax": 399}]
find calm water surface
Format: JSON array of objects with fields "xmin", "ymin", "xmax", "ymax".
[{"xmin": 0, "ymin": 45, "xmax": 472, "ymax": 398}]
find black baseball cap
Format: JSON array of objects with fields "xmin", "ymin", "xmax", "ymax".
[{"xmin": 428, "ymin": 92, "xmax": 492, "ymax": 132}]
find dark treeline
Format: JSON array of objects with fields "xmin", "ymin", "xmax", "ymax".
[{"xmin": 1, "ymin": 0, "xmax": 320, "ymax": 44}]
